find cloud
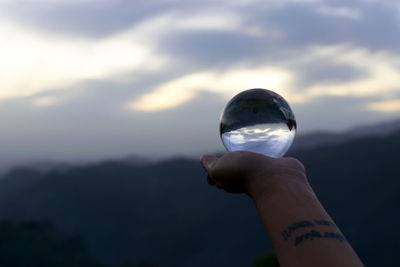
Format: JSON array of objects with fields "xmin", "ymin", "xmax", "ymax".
[
  {"xmin": 126, "ymin": 67, "xmax": 295, "ymax": 112},
  {"xmin": 31, "ymin": 96, "xmax": 59, "ymax": 107},
  {"xmin": 316, "ymin": 5, "xmax": 362, "ymax": 20},
  {"xmin": 127, "ymin": 43, "xmax": 400, "ymax": 112},
  {"xmin": 0, "ymin": 7, "xmax": 284, "ymax": 104},
  {"xmin": 366, "ymin": 99, "xmax": 400, "ymax": 112},
  {"xmin": 1, "ymin": 0, "xmax": 400, "ymax": 164},
  {"xmin": 263, "ymin": 2, "xmax": 400, "ymax": 53},
  {"xmin": 0, "ymin": 17, "xmax": 168, "ymax": 101},
  {"xmin": 300, "ymin": 44, "xmax": 400, "ymax": 98}
]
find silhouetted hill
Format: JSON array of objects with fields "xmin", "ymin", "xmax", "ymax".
[
  {"xmin": 0, "ymin": 220, "xmax": 102, "ymax": 267},
  {"xmin": 0, "ymin": 159, "xmax": 266, "ymax": 267},
  {"xmin": 291, "ymin": 118, "xmax": 400, "ymax": 151},
  {"xmin": 0, "ymin": 131, "xmax": 399, "ymax": 266}
]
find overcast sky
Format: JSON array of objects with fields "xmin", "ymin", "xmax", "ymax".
[{"xmin": 0, "ymin": 0, "xmax": 400, "ymax": 167}]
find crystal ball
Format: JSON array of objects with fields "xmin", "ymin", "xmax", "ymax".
[{"xmin": 220, "ymin": 88, "xmax": 297, "ymax": 158}]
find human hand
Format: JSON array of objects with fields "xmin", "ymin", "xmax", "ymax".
[{"xmin": 200, "ymin": 151, "xmax": 308, "ymax": 200}]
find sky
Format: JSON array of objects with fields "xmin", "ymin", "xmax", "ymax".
[{"xmin": 0, "ymin": 0, "xmax": 400, "ymax": 168}]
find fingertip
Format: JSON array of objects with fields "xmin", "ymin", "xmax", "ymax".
[{"xmin": 200, "ymin": 154, "xmax": 218, "ymax": 170}]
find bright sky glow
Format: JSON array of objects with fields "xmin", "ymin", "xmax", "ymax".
[
  {"xmin": 0, "ymin": 16, "xmax": 167, "ymax": 100},
  {"xmin": 367, "ymin": 100, "xmax": 400, "ymax": 112},
  {"xmin": 127, "ymin": 67, "xmax": 294, "ymax": 111},
  {"xmin": 128, "ymin": 44, "xmax": 400, "ymax": 112},
  {"xmin": 31, "ymin": 96, "xmax": 59, "ymax": 107}
]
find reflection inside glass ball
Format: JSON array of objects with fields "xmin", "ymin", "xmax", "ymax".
[{"xmin": 220, "ymin": 88, "xmax": 296, "ymax": 158}]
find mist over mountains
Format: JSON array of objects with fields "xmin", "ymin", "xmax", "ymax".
[
  {"xmin": 1, "ymin": 118, "xmax": 400, "ymax": 175},
  {"xmin": 0, "ymin": 120, "xmax": 399, "ymax": 266}
]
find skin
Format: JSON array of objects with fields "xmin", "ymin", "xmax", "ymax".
[{"xmin": 200, "ymin": 151, "xmax": 364, "ymax": 267}]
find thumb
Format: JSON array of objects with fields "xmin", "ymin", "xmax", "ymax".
[{"xmin": 200, "ymin": 154, "xmax": 218, "ymax": 172}]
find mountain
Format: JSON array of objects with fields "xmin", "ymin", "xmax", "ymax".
[
  {"xmin": 0, "ymin": 220, "xmax": 103, "ymax": 266},
  {"xmin": 291, "ymin": 118, "xmax": 400, "ymax": 151},
  {"xmin": 0, "ymin": 159, "xmax": 267, "ymax": 267},
  {"xmin": 0, "ymin": 130, "xmax": 399, "ymax": 266}
]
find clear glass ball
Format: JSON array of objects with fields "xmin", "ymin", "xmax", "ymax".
[{"xmin": 220, "ymin": 88, "xmax": 297, "ymax": 158}]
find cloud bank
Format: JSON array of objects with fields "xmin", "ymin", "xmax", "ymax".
[{"xmin": 0, "ymin": 0, "xmax": 399, "ymax": 165}]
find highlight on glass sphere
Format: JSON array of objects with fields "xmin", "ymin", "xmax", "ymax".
[{"xmin": 219, "ymin": 88, "xmax": 297, "ymax": 158}]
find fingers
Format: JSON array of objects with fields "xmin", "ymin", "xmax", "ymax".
[
  {"xmin": 222, "ymin": 181, "xmax": 245, "ymax": 194},
  {"xmin": 200, "ymin": 154, "xmax": 218, "ymax": 173},
  {"xmin": 206, "ymin": 174, "xmax": 216, "ymax": 186},
  {"xmin": 201, "ymin": 154, "xmax": 243, "ymax": 193},
  {"xmin": 201, "ymin": 151, "xmax": 306, "ymax": 197},
  {"xmin": 201, "ymin": 155, "xmax": 218, "ymax": 187}
]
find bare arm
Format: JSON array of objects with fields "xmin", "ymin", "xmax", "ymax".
[{"xmin": 200, "ymin": 151, "xmax": 364, "ymax": 267}]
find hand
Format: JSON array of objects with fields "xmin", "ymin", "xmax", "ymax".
[{"xmin": 200, "ymin": 151, "xmax": 308, "ymax": 200}]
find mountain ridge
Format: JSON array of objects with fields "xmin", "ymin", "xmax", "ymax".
[
  {"xmin": 0, "ymin": 126, "xmax": 399, "ymax": 266},
  {"xmin": 2, "ymin": 118, "xmax": 400, "ymax": 176}
]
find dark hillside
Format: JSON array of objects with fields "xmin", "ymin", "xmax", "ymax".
[{"xmin": 0, "ymin": 131, "xmax": 399, "ymax": 266}]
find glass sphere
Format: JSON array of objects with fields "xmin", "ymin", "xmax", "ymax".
[{"xmin": 220, "ymin": 88, "xmax": 296, "ymax": 158}]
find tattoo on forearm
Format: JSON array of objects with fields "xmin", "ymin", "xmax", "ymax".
[
  {"xmin": 294, "ymin": 230, "xmax": 345, "ymax": 246},
  {"xmin": 281, "ymin": 219, "xmax": 346, "ymax": 247}
]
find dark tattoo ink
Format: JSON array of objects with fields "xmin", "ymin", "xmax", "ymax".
[
  {"xmin": 281, "ymin": 219, "xmax": 345, "ymax": 247},
  {"xmin": 294, "ymin": 230, "xmax": 345, "ymax": 246},
  {"xmin": 281, "ymin": 220, "xmax": 315, "ymax": 240},
  {"xmin": 294, "ymin": 230, "xmax": 322, "ymax": 246},
  {"xmin": 314, "ymin": 219, "xmax": 336, "ymax": 227}
]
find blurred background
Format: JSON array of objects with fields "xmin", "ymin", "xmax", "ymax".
[{"xmin": 0, "ymin": 0, "xmax": 399, "ymax": 266}]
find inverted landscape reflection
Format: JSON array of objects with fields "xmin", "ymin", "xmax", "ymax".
[{"xmin": 221, "ymin": 122, "xmax": 296, "ymax": 158}]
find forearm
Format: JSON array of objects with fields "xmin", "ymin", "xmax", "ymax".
[
  {"xmin": 200, "ymin": 152, "xmax": 364, "ymax": 266},
  {"xmin": 252, "ymin": 177, "xmax": 364, "ymax": 267}
]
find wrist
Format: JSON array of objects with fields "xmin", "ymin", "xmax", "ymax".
[{"xmin": 247, "ymin": 170, "xmax": 314, "ymax": 205}]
